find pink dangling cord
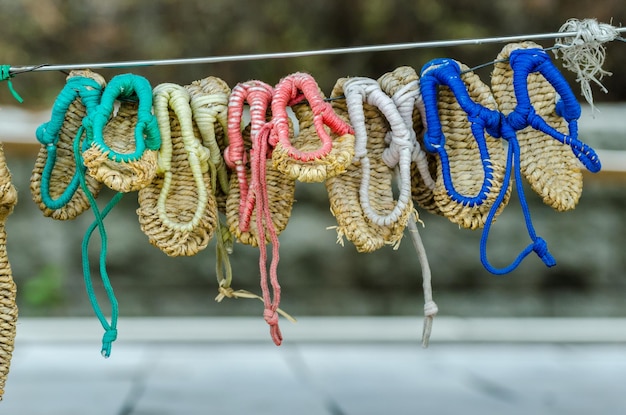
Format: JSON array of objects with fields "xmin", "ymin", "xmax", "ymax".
[
  {"xmin": 224, "ymin": 81, "xmax": 274, "ymax": 231},
  {"xmin": 272, "ymin": 72, "xmax": 354, "ymax": 162},
  {"xmin": 223, "ymin": 80, "xmax": 283, "ymax": 345}
]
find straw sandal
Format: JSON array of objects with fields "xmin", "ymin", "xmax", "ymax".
[
  {"xmin": 0, "ymin": 144, "xmax": 18, "ymax": 400},
  {"xmin": 31, "ymin": 70, "xmax": 105, "ymax": 220},
  {"xmin": 186, "ymin": 76, "xmax": 231, "ymax": 214},
  {"xmin": 137, "ymin": 83, "xmax": 218, "ymax": 257},
  {"xmin": 224, "ymin": 80, "xmax": 296, "ymax": 345},
  {"xmin": 325, "ymin": 77, "xmax": 410, "ymax": 253},
  {"xmin": 420, "ymin": 58, "xmax": 509, "ymax": 230},
  {"xmin": 491, "ymin": 42, "xmax": 601, "ymax": 211},
  {"xmin": 377, "ymin": 66, "xmax": 441, "ymax": 215},
  {"xmin": 270, "ymin": 72, "xmax": 355, "ymax": 182},
  {"xmin": 224, "ymin": 80, "xmax": 295, "ymax": 248},
  {"xmin": 82, "ymin": 73, "xmax": 161, "ymax": 193}
]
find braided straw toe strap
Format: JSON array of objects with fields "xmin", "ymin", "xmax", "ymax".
[
  {"xmin": 492, "ymin": 42, "xmax": 601, "ymax": 212},
  {"xmin": 137, "ymin": 83, "xmax": 218, "ymax": 257},
  {"xmin": 270, "ymin": 72, "xmax": 355, "ymax": 182},
  {"xmin": 31, "ymin": 70, "xmax": 105, "ymax": 220},
  {"xmin": 186, "ymin": 77, "xmax": 231, "ymax": 211},
  {"xmin": 420, "ymin": 58, "xmax": 509, "ymax": 230},
  {"xmin": 343, "ymin": 77, "xmax": 413, "ymax": 228},
  {"xmin": 82, "ymin": 73, "xmax": 161, "ymax": 192},
  {"xmin": 0, "ymin": 144, "xmax": 18, "ymax": 400},
  {"xmin": 378, "ymin": 66, "xmax": 441, "ymax": 215}
]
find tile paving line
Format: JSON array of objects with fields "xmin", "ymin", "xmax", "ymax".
[{"xmin": 13, "ymin": 317, "xmax": 626, "ymax": 344}]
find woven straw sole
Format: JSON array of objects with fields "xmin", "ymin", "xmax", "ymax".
[
  {"xmin": 0, "ymin": 143, "xmax": 18, "ymax": 400},
  {"xmin": 30, "ymin": 70, "xmax": 104, "ymax": 220},
  {"xmin": 326, "ymin": 77, "xmax": 410, "ymax": 253},
  {"xmin": 137, "ymin": 88, "xmax": 218, "ymax": 257},
  {"xmin": 271, "ymin": 102, "xmax": 355, "ymax": 183},
  {"xmin": 83, "ymin": 101, "xmax": 158, "ymax": 193},
  {"xmin": 427, "ymin": 62, "xmax": 509, "ymax": 230},
  {"xmin": 492, "ymin": 42, "xmax": 583, "ymax": 212},
  {"xmin": 226, "ymin": 127, "xmax": 295, "ymax": 248}
]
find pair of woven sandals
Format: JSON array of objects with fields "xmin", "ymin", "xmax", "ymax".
[
  {"xmin": 223, "ymin": 73, "xmax": 355, "ymax": 345},
  {"xmin": 32, "ymin": 70, "xmax": 161, "ymax": 218},
  {"xmin": 31, "ymin": 71, "xmax": 232, "ymax": 257},
  {"xmin": 31, "ymin": 71, "xmax": 234, "ymax": 355},
  {"xmin": 415, "ymin": 41, "xmax": 601, "ymax": 274}
]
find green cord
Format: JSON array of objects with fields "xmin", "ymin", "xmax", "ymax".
[
  {"xmin": 73, "ymin": 127, "xmax": 123, "ymax": 358},
  {"xmin": 0, "ymin": 65, "xmax": 24, "ymax": 103}
]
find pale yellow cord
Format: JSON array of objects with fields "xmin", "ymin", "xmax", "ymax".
[
  {"xmin": 189, "ymin": 93, "xmax": 230, "ymax": 195},
  {"xmin": 153, "ymin": 83, "xmax": 210, "ymax": 232}
]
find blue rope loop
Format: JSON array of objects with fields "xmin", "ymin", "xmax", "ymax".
[
  {"xmin": 420, "ymin": 58, "xmax": 500, "ymax": 208},
  {"xmin": 36, "ymin": 76, "xmax": 104, "ymax": 210},
  {"xmin": 83, "ymin": 73, "xmax": 161, "ymax": 162},
  {"xmin": 505, "ymin": 47, "xmax": 602, "ymax": 173},
  {"xmin": 479, "ymin": 116, "xmax": 556, "ymax": 275},
  {"xmin": 73, "ymin": 127, "xmax": 123, "ymax": 358}
]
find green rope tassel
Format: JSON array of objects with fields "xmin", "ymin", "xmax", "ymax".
[{"xmin": 73, "ymin": 127, "xmax": 123, "ymax": 358}]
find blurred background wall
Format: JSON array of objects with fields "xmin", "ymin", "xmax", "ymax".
[{"xmin": 0, "ymin": 0, "xmax": 625, "ymax": 319}]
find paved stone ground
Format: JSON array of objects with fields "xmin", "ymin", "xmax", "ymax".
[{"xmin": 3, "ymin": 318, "xmax": 626, "ymax": 414}]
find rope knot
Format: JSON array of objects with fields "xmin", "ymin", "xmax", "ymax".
[
  {"xmin": 424, "ymin": 300, "xmax": 439, "ymax": 317},
  {"xmin": 216, "ymin": 286, "xmax": 236, "ymax": 301},
  {"xmin": 101, "ymin": 328, "xmax": 118, "ymax": 358},
  {"xmin": 532, "ymin": 237, "xmax": 557, "ymax": 267},
  {"xmin": 264, "ymin": 308, "xmax": 283, "ymax": 346},
  {"xmin": 505, "ymin": 110, "xmax": 529, "ymax": 132},
  {"xmin": 263, "ymin": 308, "xmax": 279, "ymax": 326}
]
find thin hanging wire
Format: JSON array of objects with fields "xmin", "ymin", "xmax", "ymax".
[{"xmin": 9, "ymin": 27, "xmax": 626, "ymax": 75}]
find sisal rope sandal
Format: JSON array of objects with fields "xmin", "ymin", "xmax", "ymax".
[
  {"xmin": 137, "ymin": 83, "xmax": 218, "ymax": 257},
  {"xmin": 491, "ymin": 41, "xmax": 601, "ymax": 211},
  {"xmin": 82, "ymin": 73, "xmax": 161, "ymax": 193},
  {"xmin": 325, "ymin": 77, "xmax": 408, "ymax": 253},
  {"xmin": 270, "ymin": 72, "xmax": 355, "ymax": 182},
  {"xmin": 31, "ymin": 70, "xmax": 105, "ymax": 220},
  {"xmin": 223, "ymin": 80, "xmax": 296, "ymax": 345},
  {"xmin": 377, "ymin": 66, "xmax": 441, "ymax": 215},
  {"xmin": 0, "ymin": 144, "xmax": 18, "ymax": 400},
  {"xmin": 186, "ymin": 76, "xmax": 231, "ymax": 214},
  {"xmin": 478, "ymin": 42, "xmax": 601, "ymax": 275},
  {"xmin": 378, "ymin": 67, "xmax": 440, "ymax": 344},
  {"xmin": 420, "ymin": 58, "xmax": 509, "ymax": 230}
]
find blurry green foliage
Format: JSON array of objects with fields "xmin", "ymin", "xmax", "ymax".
[{"xmin": 22, "ymin": 263, "xmax": 65, "ymax": 309}]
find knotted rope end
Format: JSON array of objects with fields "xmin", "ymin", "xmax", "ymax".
[{"xmin": 100, "ymin": 328, "xmax": 118, "ymax": 358}]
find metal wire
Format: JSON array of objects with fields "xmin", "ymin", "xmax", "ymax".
[{"xmin": 9, "ymin": 27, "xmax": 626, "ymax": 75}]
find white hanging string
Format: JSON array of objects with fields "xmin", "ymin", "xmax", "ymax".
[
  {"xmin": 9, "ymin": 24, "xmax": 626, "ymax": 75},
  {"xmin": 554, "ymin": 18, "xmax": 623, "ymax": 111}
]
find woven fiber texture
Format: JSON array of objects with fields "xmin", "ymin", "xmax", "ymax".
[
  {"xmin": 270, "ymin": 72, "xmax": 356, "ymax": 183},
  {"xmin": 30, "ymin": 70, "xmax": 105, "ymax": 220},
  {"xmin": 224, "ymin": 81, "xmax": 295, "ymax": 248},
  {"xmin": 492, "ymin": 41, "xmax": 584, "ymax": 211},
  {"xmin": 137, "ymin": 83, "xmax": 218, "ymax": 257},
  {"xmin": 378, "ymin": 66, "xmax": 441, "ymax": 215},
  {"xmin": 326, "ymin": 77, "xmax": 408, "ymax": 253},
  {"xmin": 82, "ymin": 74, "xmax": 160, "ymax": 193},
  {"xmin": 186, "ymin": 76, "xmax": 231, "ymax": 214},
  {"xmin": 0, "ymin": 144, "xmax": 18, "ymax": 400},
  {"xmin": 421, "ymin": 59, "xmax": 509, "ymax": 230}
]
